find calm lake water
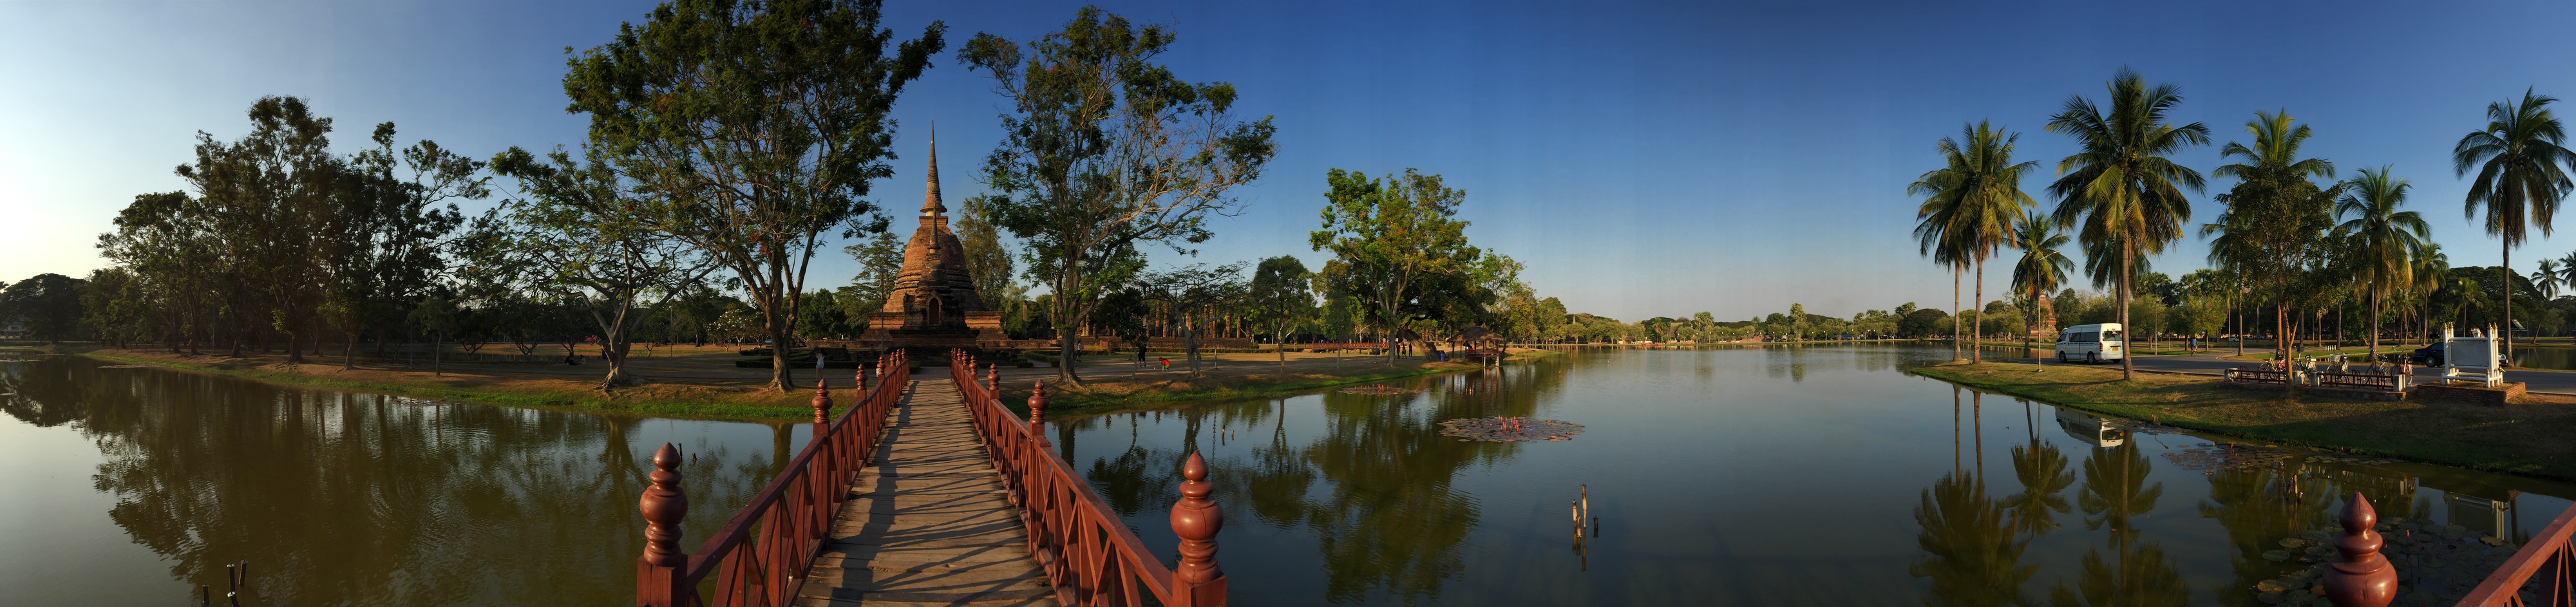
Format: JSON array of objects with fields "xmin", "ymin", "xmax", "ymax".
[{"xmin": 3, "ymin": 345, "xmax": 2570, "ymax": 605}]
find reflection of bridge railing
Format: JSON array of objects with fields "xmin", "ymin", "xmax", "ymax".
[
  {"xmin": 950, "ymin": 349, "xmax": 1229, "ymax": 607},
  {"xmin": 2457, "ymin": 502, "xmax": 2576, "ymax": 606},
  {"xmin": 633, "ymin": 350, "xmax": 909, "ymax": 607}
]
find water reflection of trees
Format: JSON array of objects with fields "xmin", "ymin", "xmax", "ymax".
[
  {"xmin": 0, "ymin": 358, "xmax": 781, "ymax": 605},
  {"xmin": 1061, "ymin": 356, "xmax": 1569, "ymax": 604}
]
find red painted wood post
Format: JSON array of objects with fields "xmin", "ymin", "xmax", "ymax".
[
  {"xmin": 636, "ymin": 443, "xmax": 690, "ymax": 607},
  {"xmin": 2323, "ymin": 492, "xmax": 2398, "ymax": 607},
  {"xmin": 986, "ymin": 364, "xmax": 999, "ymax": 397},
  {"xmin": 812, "ymin": 377, "xmax": 832, "ymax": 424},
  {"xmin": 1027, "ymin": 380, "xmax": 1050, "ymax": 448},
  {"xmin": 858, "ymin": 361, "xmax": 871, "ymax": 393},
  {"xmin": 1170, "ymin": 452, "xmax": 1227, "ymax": 607}
]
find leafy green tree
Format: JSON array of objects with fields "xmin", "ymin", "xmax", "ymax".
[
  {"xmin": 2334, "ymin": 165, "xmax": 2429, "ymax": 360},
  {"xmin": 175, "ymin": 97, "xmax": 346, "ymax": 361},
  {"xmin": 1910, "ymin": 121, "xmax": 2039, "ymax": 362},
  {"xmin": 325, "ymin": 122, "xmax": 484, "ymax": 369},
  {"xmin": 1313, "ymin": 169, "xmax": 1478, "ymax": 364},
  {"xmin": 960, "ymin": 7, "xmax": 1276, "ymax": 385},
  {"xmin": 2201, "ymin": 110, "xmax": 2335, "ymax": 368},
  {"xmin": 1247, "ymin": 256, "xmax": 1313, "ymax": 368},
  {"xmin": 407, "ymin": 294, "xmax": 459, "ymax": 376},
  {"xmin": 2455, "ymin": 89, "xmax": 2576, "ymax": 360},
  {"xmin": 479, "ymin": 146, "xmax": 714, "ymax": 388},
  {"xmin": 79, "ymin": 268, "xmax": 147, "ymax": 348},
  {"xmin": 2011, "ymin": 212, "xmax": 2073, "ymax": 349},
  {"xmin": 840, "ymin": 232, "xmax": 907, "ymax": 318},
  {"xmin": 2, "ymin": 274, "xmax": 89, "ymax": 344},
  {"xmin": 952, "ymin": 194, "xmax": 1030, "ymax": 333},
  {"xmin": 1135, "ymin": 263, "xmax": 1245, "ymax": 373},
  {"xmin": 563, "ymin": 0, "xmax": 945, "ymax": 389},
  {"xmin": 2047, "ymin": 70, "xmax": 2211, "ymax": 379}
]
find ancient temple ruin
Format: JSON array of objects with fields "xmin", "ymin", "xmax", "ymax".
[{"xmin": 858, "ymin": 133, "xmax": 1004, "ymax": 348}]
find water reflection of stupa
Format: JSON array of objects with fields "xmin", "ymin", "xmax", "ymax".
[
  {"xmin": 854, "ymin": 133, "xmax": 1003, "ymax": 350},
  {"xmin": 2421, "ymin": 476, "xmax": 2520, "ymax": 540},
  {"xmin": 2054, "ymin": 409, "xmax": 2128, "ymax": 447}
]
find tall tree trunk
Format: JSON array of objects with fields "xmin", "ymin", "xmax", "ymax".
[
  {"xmin": 2118, "ymin": 246, "xmax": 2134, "ymax": 380},
  {"xmin": 1952, "ymin": 266, "xmax": 1962, "ymax": 362},
  {"xmin": 1971, "ymin": 259, "xmax": 1984, "ymax": 364},
  {"xmin": 343, "ymin": 328, "xmax": 359, "ymax": 370},
  {"xmin": 2503, "ymin": 249, "xmax": 2515, "ymax": 364},
  {"xmin": 2368, "ymin": 294, "xmax": 2381, "ymax": 364},
  {"xmin": 432, "ymin": 331, "xmax": 444, "ymax": 377}
]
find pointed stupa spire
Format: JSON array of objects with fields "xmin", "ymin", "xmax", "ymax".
[{"xmin": 921, "ymin": 124, "xmax": 946, "ymax": 216}]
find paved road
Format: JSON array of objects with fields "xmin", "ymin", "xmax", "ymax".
[{"xmin": 2006, "ymin": 351, "xmax": 2576, "ymax": 395}]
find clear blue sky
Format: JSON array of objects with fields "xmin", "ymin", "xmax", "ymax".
[{"xmin": 5, "ymin": 0, "xmax": 2573, "ymax": 321}]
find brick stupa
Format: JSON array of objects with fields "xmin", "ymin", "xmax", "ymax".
[{"xmin": 859, "ymin": 131, "xmax": 1003, "ymax": 348}]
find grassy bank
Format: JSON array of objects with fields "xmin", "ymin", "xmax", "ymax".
[
  {"xmin": 76, "ymin": 348, "xmax": 820, "ymax": 421},
  {"xmin": 1014, "ymin": 350, "xmax": 1558, "ymax": 415},
  {"xmin": 1913, "ymin": 362, "xmax": 2576, "ymax": 480},
  {"xmin": 63, "ymin": 346, "xmax": 1543, "ymax": 421}
]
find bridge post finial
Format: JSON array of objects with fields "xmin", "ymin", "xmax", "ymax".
[
  {"xmin": 812, "ymin": 377, "xmax": 832, "ymax": 424},
  {"xmin": 858, "ymin": 360, "xmax": 871, "ymax": 392},
  {"xmin": 2321, "ymin": 492, "xmax": 2397, "ymax": 607},
  {"xmin": 1170, "ymin": 452, "xmax": 1227, "ymax": 606},
  {"xmin": 987, "ymin": 364, "xmax": 1000, "ymax": 397},
  {"xmin": 636, "ymin": 443, "xmax": 690, "ymax": 606},
  {"xmin": 1028, "ymin": 381, "xmax": 1051, "ymax": 448}
]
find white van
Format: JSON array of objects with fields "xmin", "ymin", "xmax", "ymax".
[{"xmin": 2054, "ymin": 323, "xmax": 2125, "ymax": 364}]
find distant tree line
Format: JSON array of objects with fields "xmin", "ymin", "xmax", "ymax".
[{"xmin": 43, "ymin": 3, "xmax": 1613, "ymax": 391}]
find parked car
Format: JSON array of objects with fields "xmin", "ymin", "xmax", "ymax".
[
  {"xmin": 2054, "ymin": 323, "xmax": 2125, "ymax": 364},
  {"xmin": 2410, "ymin": 342, "xmax": 2445, "ymax": 366}
]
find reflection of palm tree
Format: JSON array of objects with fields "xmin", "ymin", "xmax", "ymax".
[
  {"xmin": 2074, "ymin": 443, "xmax": 2163, "ymax": 542},
  {"xmin": 2047, "ymin": 442, "xmax": 2184, "ymax": 607},
  {"xmin": 2044, "ymin": 543, "xmax": 2190, "ymax": 607},
  {"xmin": 2001, "ymin": 433, "xmax": 2073, "ymax": 539},
  {"xmin": 1910, "ymin": 469, "xmax": 2034, "ymax": 606}
]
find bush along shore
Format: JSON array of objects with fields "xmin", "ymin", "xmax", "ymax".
[
  {"xmin": 998, "ymin": 349, "xmax": 1562, "ymax": 416},
  {"xmin": 71, "ymin": 348, "xmax": 829, "ymax": 421},
  {"xmin": 55, "ymin": 346, "xmax": 1552, "ymax": 422},
  {"xmin": 1911, "ymin": 361, "xmax": 2576, "ymax": 480}
]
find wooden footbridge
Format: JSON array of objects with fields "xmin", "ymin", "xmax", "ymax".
[{"xmin": 633, "ymin": 350, "xmax": 1227, "ymax": 607}]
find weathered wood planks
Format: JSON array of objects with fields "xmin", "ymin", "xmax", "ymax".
[{"xmin": 795, "ymin": 378, "xmax": 1057, "ymax": 607}]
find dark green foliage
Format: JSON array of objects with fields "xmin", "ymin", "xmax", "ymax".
[
  {"xmin": 564, "ymin": 0, "xmax": 943, "ymax": 389},
  {"xmin": 2, "ymin": 274, "xmax": 88, "ymax": 344},
  {"xmin": 960, "ymin": 6, "xmax": 1276, "ymax": 383}
]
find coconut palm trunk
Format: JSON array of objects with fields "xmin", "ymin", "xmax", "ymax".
[
  {"xmin": 2502, "ymin": 252, "xmax": 2513, "ymax": 362},
  {"xmin": 1971, "ymin": 258, "xmax": 1985, "ymax": 363},
  {"xmin": 2118, "ymin": 246, "xmax": 2135, "ymax": 379},
  {"xmin": 1953, "ymin": 266, "xmax": 1964, "ymax": 361}
]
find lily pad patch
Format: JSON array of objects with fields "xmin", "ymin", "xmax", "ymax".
[{"xmin": 1437, "ymin": 416, "xmax": 1585, "ymax": 442}]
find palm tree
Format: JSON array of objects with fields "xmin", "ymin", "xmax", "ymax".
[
  {"xmin": 2536, "ymin": 260, "xmax": 2562, "ymax": 301},
  {"xmin": 1915, "ymin": 121, "xmax": 2040, "ymax": 363},
  {"xmin": 2456, "ymin": 89, "xmax": 2576, "ymax": 361},
  {"xmin": 2556, "ymin": 250, "xmax": 2576, "ymax": 288},
  {"xmin": 2335, "ymin": 165, "xmax": 2429, "ymax": 362},
  {"xmin": 2411, "ymin": 243, "xmax": 2451, "ymax": 344},
  {"xmin": 2204, "ymin": 109, "xmax": 2336, "ymax": 368},
  {"xmin": 2011, "ymin": 211, "xmax": 2073, "ymax": 353},
  {"xmin": 2047, "ymin": 70, "xmax": 2211, "ymax": 380}
]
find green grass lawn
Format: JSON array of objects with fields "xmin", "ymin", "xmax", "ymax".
[{"xmin": 1914, "ymin": 361, "xmax": 2576, "ymax": 480}]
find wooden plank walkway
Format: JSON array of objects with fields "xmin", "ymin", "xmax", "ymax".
[{"xmin": 795, "ymin": 378, "xmax": 1057, "ymax": 607}]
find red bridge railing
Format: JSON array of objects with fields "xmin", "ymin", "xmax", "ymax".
[
  {"xmin": 634, "ymin": 350, "xmax": 910, "ymax": 607},
  {"xmin": 2458, "ymin": 500, "xmax": 2576, "ymax": 606},
  {"xmin": 949, "ymin": 348, "xmax": 1227, "ymax": 607}
]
